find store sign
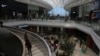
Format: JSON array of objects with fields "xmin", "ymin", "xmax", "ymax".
[{"xmin": 1, "ymin": 4, "xmax": 7, "ymax": 7}]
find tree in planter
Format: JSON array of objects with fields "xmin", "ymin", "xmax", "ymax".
[
  {"xmin": 60, "ymin": 32, "xmax": 75, "ymax": 56},
  {"xmin": 59, "ymin": 31, "xmax": 68, "ymax": 42}
]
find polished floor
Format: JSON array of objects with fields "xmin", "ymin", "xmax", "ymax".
[
  {"xmin": 73, "ymin": 42, "xmax": 97, "ymax": 56},
  {"xmin": 57, "ymin": 37, "xmax": 97, "ymax": 56}
]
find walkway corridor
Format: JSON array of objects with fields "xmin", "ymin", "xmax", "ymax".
[{"xmin": 73, "ymin": 42, "xmax": 97, "ymax": 56}]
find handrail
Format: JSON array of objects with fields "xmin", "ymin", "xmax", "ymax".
[
  {"xmin": 24, "ymin": 30, "xmax": 52, "ymax": 56},
  {"xmin": 4, "ymin": 26, "xmax": 52, "ymax": 56},
  {"xmin": 3, "ymin": 19, "xmax": 100, "ymax": 49},
  {"xmin": 3, "ymin": 19, "xmax": 100, "ymax": 31}
]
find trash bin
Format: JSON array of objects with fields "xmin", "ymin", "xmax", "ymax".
[{"xmin": 81, "ymin": 45, "xmax": 86, "ymax": 54}]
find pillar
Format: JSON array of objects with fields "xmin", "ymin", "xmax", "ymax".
[
  {"xmin": 61, "ymin": 27, "xmax": 63, "ymax": 31},
  {"xmin": 41, "ymin": 27, "xmax": 43, "ymax": 35},
  {"xmin": 79, "ymin": 6, "xmax": 83, "ymax": 18},
  {"xmin": 37, "ymin": 26, "xmax": 39, "ymax": 33},
  {"xmin": 60, "ymin": 27, "xmax": 63, "ymax": 40}
]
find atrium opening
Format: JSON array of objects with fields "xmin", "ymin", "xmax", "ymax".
[
  {"xmin": 0, "ymin": 0, "xmax": 100, "ymax": 56},
  {"xmin": 48, "ymin": 7, "xmax": 69, "ymax": 16}
]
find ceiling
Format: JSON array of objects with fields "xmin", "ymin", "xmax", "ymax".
[{"xmin": 15, "ymin": 0, "xmax": 93, "ymax": 10}]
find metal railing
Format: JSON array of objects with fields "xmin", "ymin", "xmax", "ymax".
[
  {"xmin": 2, "ymin": 18, "xmax": 100, "ymax": 36},
  {"xmin": 2, "ymin": 18, "xmax": 100, "ymax": 30}
]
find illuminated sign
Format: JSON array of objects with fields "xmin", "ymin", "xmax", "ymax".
[{"xmin": 1, "ymin": 4, "xmax": 7, "ymax": 7}]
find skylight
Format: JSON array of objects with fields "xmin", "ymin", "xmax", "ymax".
[
  {"xmin": 43, "ymin": 0, "xmax": 68, "ymax": 8},
  {"xmin": 48, "ymin": 7, "xmax": 69, "ymax": 16}
]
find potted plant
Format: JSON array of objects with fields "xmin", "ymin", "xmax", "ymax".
[{"xmin": 60, "ymin": 32, "xmax": 75, "ymax": 56}]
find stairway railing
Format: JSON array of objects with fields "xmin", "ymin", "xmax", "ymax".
[{"xmin": 4, "ymin": 26, "xmax": 52, "ymax": 56}]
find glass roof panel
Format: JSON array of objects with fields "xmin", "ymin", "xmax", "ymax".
[
  {"xmin": 42, "ymin": 0, "xmax": 70, "ymax": 8},
  {"xmin": 48, "ymin": 7, "xmax": 69, "ymax": 16}
]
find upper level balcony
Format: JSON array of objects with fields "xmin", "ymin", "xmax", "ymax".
[{"xmin": 1, "ymin": 18, "xmax": 100, "ymax": 36}]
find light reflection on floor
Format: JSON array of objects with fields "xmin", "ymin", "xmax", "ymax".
[{"xmin": 73, "ymin": 42, "xmax": 97, "ymax": 56}]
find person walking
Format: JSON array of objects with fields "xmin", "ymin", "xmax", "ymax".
[
  {"xmin": 54, "ymin": 38, "xmax": 59, "ymax": 52},
  {"xmin": 24, "ymin": 32, "xmax": 32, "ymax": 56}
]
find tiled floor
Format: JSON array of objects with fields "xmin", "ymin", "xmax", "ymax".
[
  {"xmin": 51, "ymin": 37, "xmax": 98, "ymax": 56},
  {"xmin": 73, "ymin": 43, "xmax": 97, "ymax": 56}
]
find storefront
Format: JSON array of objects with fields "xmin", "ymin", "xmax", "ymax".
[
  {"xmin": 28, "ymin": 4, "xmax": 39, "ymax": 18},
  {"xmin": 0, "ymin": 0, "xmax": 28, "ymax": 19},
  {"xmin": 95, "ymin": 0, "xmax": 100, "ymax": 9},
  {"xmin": 70, "ymin": 6, "xmax": 79, "ymax": 20},
  {"xmin": 78, "ymin": 0, "xmax": 100, "ymax": 20},
  {"xmin": 78, "ymin": 2, "xmax": 94, "ymax": 20}
]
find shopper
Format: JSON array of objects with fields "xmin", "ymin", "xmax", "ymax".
[
  {"xmin": 24, "ymin": 32, "xmax": 32, "ymax": 56},
  {"xmin": 50, "ymin": 37, "xmax": 55, "ymax": 52},
  {"xmin": 54, "ymin": 38, "xmax": 59, "ymax": 52}
]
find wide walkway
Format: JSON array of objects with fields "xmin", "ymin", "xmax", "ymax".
[
  {"xmin": 73, "ymin": 42, "xmax": 97, "ymax": 56},
  {"xmin": 42, "ymin": 34, "xmax": 97, "ymax": 56}
]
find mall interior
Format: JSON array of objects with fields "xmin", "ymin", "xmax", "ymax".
[{"xmin": 0, "ymin": 0, "xmax": 100, "ymax": 56}]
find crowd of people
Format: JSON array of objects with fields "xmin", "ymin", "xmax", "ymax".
[{"xmin": 43, "ymin": 35, "xmax": 59, "ymax": 53}]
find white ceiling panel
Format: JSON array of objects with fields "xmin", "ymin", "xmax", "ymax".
[
  {"xmin": 15, "ymin": 0, "xmax": 52, "ymax": 10},
  {"xmin": 15, "ymin": 0, "xmax": 91, "ymax": 9}
]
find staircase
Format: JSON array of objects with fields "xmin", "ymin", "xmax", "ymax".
[{"xmin": 5, "ymin": 27, "xmax": 51, "ymax": 56}]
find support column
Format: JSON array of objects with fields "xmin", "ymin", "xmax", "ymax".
[
  {"xmin": 41, "ymin": 27, "xmax": 43, "ymax": 35},
  {"xmin": 61, "ymin": 27, "xmax": 63, "ymax": 33},
  {"xmin": 60, "ymin": 27, "xmax": 63, "ymax": 40},
  {"xmin": 37, "ymin": 26, "xmax": 39, "ymax": 33}
]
